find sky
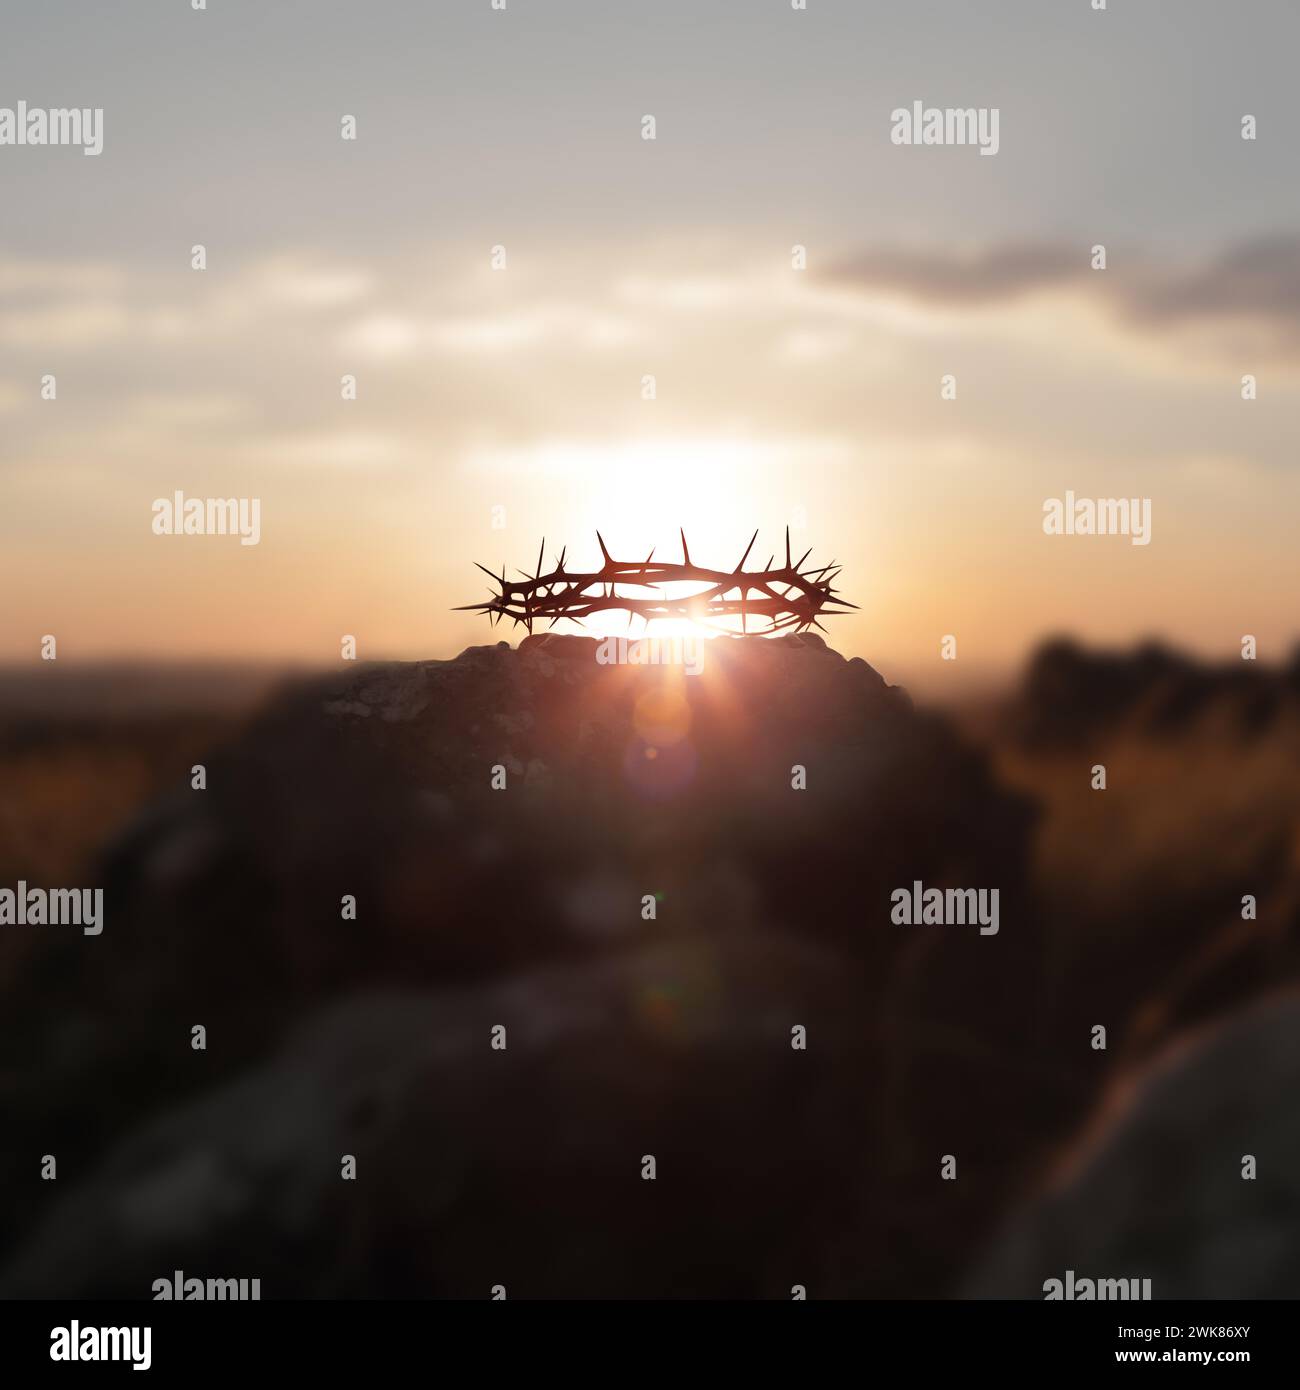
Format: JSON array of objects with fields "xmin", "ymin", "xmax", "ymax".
[{"xmin": 2, "ymin": 0, "xmax": 1298, "ymax": 689}]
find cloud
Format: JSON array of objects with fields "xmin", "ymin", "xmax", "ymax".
[
  {"xmin": 241, "ymin": 431, "xmax": 424, "ymax": 472},
  {"xmin": 823, "ymin": 236, "xmax": 1300, "ymax": 363},
  {"xmin": 0, "ymin": 300, "xmax": 129, "ymax": 348},
  {"xmin": 825, "ymin": 243, "xmax": 1084, "ymax": 307},
  {"xmin": 0, "ymin": 252, "xmax": 379, "ymax": 352},
  {"xmin": 1122, "ymin": 236, "xmax": 1300, "ymax": 330},
  {"xmin": 249, "ymin": 257, "xmax": 374, "ymax": 309},
  {"xmin": 339, "ymin": 303, "xmax": 638, "ymax": 361}
]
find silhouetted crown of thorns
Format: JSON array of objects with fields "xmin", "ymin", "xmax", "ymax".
[{"xmin": 456, "ymin": 529, "xmax": 857, "ymax": 635}]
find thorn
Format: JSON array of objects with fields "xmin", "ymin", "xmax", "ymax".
[
  {"xmin": 735, "ymin": 527, "xmax": 758, "ymax": 572},
  {"xmin": 785, "ymin": 526, "xmax": 791, "ymax": 567},
  {"xmin": 536, "ymin": 537, "xmax": 545, "ymax": 581},
  {"xmin": 475, "ymin": 562, "xmax": 499, "ymax": 582},
  {"xmin": 795, "ymin": 548, "xmax": 813, "ymax": 569},
  {"xmin": 680, "ymin": 528, "xmax": 691, "ymax": 565},
  {"xmin": 596, "ymin": 531, "xmax": 612, "ymax": 563}
]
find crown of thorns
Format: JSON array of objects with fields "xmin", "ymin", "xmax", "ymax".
[{"xmin": 456, "ymin": 529, "xmax": 857, "ymax": 635}]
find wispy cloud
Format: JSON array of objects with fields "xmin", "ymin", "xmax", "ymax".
[{"xmin": 824, "ymin": 236, "xmax": 1300, "ymax": 365}]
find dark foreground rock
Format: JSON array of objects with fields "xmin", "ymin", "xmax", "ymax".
[
  {"xmin": 2, "ymin": 937, "xmax": 964, "ymax": 1299},
  {"xmin": 1, "ymin": 634, "xmax": 1048, "ymax": 1295}
]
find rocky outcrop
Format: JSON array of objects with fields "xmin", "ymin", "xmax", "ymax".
[{"xmin": 1, "ymin": 633, "xmax": 1041, "ymax": 1295}]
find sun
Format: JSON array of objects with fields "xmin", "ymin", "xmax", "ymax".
[{"xmin": 458, "ymin": 435, "xmax": 853, "ymax": 641}]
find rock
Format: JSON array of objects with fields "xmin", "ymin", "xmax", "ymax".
[
  {"xmin": 0, "ymin": 634, "xmax": 1038, "ymax": 1295},
  {"xmin": 965, "ymin": 994, "xmax": 1300, "ymax": 1299},
  {"xmin": 5, "ymin": 938, "xmax": 891, "ymax": 1297}
]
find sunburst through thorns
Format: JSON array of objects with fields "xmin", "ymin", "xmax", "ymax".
[{"xmin": 456, "ymin": 529, "xmax": 858, "ymax": 636}]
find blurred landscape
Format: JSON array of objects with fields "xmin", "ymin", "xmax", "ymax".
[
  {"xmin": 4, "ymin": 0, "xmax": 1299, "ymax": 1308},
  {"xmin": 1, "ymin": 631, "xmax": 1296, "ymax": 1298}
]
